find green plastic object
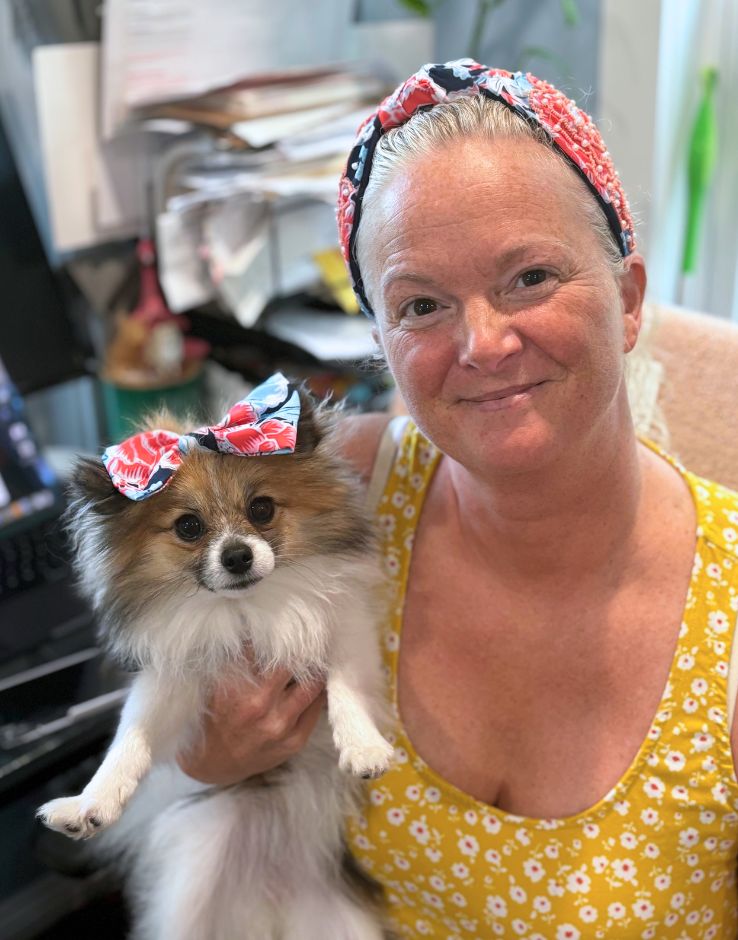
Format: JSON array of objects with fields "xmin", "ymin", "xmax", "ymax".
[
  {"xmin": 101, "ymin": 370, "xmax": 205, "ymax": 443},
  {"xmin": 682, "ymin": 66, "xmax": 718, "ymax": 274}
]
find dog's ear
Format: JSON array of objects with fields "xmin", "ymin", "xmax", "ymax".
[
  {"xmin": 66, "ymin": 457, "xmax": 129, "ymax": 515},
  {"xmin": 293, "ymin": 384, "xmax": 336, "ymax": 455}
]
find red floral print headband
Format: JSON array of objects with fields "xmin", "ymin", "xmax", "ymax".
[{"xmin": 337, "ymin": 59, "xmax": 635, "ymax": 317}]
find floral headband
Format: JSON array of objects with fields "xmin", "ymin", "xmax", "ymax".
[{"xmin": 337, "ymin": 59, "xmax": 636, "ymax": 318}]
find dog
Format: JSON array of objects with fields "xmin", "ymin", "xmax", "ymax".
[{"xmin": 37, "ymin": 374, "xmax": 393, "ymax": 939}]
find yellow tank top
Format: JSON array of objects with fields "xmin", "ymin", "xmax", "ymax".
[{"xmin": 347, "ymin": 421, "xmax": 738, "ymax": 939}]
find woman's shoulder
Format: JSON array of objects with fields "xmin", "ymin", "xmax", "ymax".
[
  {"xmin": 671, "ymin": 459, "xmax": 738, "ymax": 565},
  {"xmin": 642, "ymin": 438, "xmax": 738, "ymax": 557},
  {"xmin": 332, "ymin": 411, "xmax": 394, "ymax": 484}
]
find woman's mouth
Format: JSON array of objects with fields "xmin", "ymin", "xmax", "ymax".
[{"xmin": 462, "ymin": 382, "xmax": 545, "ymax": 411}]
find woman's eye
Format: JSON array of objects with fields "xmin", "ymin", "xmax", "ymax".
[
  {"xmin": 174, "ymin": 513, "xmax": 204, "ymax": 541},
  {"xmin": 248, "ymin": 496, "xmax": 275, "ymax": 525},
  {"xmin": 408, "ymin": 298, "xmax": 439, "ymax": 317},
  {"xmin": 517, "ymin": 269, "xmax": 549, "ymax": 288}
]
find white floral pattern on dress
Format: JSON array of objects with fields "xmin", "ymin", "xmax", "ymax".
[{"xmin": 346, "ymin": 424, "xmax": 738, "ymax": 939}]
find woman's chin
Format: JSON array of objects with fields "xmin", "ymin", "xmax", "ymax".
[{"xmin": 443, "ymin": 420, "xmax": 562, "ymax": 477}]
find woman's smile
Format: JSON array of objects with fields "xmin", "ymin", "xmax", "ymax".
[{"xmin": 459, "ymin": 381, "xmax": 547, "ymax": 411}]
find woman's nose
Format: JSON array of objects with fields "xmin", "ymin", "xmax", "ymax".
[{"xmin": 457, "ymin": 301, "xmax": 524, "ymax": 371}]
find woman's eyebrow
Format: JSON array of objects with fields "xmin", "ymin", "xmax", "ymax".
[
  {"xmin": 486, "ymin": 242, "xmax": 565, "ymax": 266},
  {"xmin": 380, "ymin": 242, "xmax": 565, "ymax": 293},
  {"xmin": 381, "ymin": 271, "xmax": 440, "ymax": 293}
]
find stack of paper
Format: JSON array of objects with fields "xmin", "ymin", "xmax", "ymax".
[
  {"xmin": 152, "ymin": 80, "xmax": 378, "ymax": 324},
  {"xmin": 262, "ymin": 306, "xmax": 377, "ymax": 363},
  {"xmin": 101, "ymin": 0, "xmax": 356, "ymax": 138},
  {"xmin": 145, "ymin": 71, "xmax": 381, "ymax": 130},
  {"xmin": 104, "ymin": 4, "xmax": 431, "ymax": 353}
]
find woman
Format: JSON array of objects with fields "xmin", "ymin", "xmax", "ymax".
[{"xmin": 182, "ymin": 62, "xmax": 738, "ymax": 938}]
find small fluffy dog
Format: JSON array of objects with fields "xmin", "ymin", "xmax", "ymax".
[{"xmin": 37, "ymin": 377, "xmax": 392, "ymax": 940}]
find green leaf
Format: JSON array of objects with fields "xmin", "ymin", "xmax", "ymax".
[
  {"xmin": 560, "ymin": 0, "xmax": 580, "ymax": 27},
  {"xmin": 396, "ymin": 0, "xmax": 433, "ymax": 15}
]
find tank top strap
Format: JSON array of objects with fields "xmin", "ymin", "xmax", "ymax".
[
  {"xmin": 373, "ymin": 418, "xmax": 440, "ymax": 566},
  {"xmin": 371, "ymin": 420, "xmax": 440, "ymax": 720}
]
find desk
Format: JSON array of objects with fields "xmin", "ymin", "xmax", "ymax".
[{"xmin": 0, "ymin": 634, "xmax": 129, "ymax": 939}]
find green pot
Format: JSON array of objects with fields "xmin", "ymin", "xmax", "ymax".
[{"xmin": 101, "ymin": 370, "xmax": 205, "ymax": 443}]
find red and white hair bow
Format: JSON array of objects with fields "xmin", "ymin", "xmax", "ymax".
[{"xmin": 102, "ymin": 373, "xmax": 300, "ymax": 501}]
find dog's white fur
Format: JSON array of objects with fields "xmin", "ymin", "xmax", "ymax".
[{"xmin": 38, "ymin": 508, "xmax": 391, "ymax": 938}]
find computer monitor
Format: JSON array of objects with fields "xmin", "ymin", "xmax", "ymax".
[
  {"xmin": 0, "ymin": 356, "xmax": 61, "ymax": 535},
  {"xmin": 0, "ymin": 116, "xmax": 90, "ymax": 394}
]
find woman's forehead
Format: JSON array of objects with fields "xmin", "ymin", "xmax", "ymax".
[
  {"xmin": 382, "ymin": 137, "xmax": 576, "ymax": 210},
  {"xmin": 364, "ymin": 139, "xmax": 593, "ymax": 271}
]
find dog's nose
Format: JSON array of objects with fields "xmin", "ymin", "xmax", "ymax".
[{"xmin": 220, "ymin": 544, "xmax": 253, "ymax": 575}]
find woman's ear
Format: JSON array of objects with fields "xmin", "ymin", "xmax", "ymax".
[
  {"xmin": 371, "ymin": 323, "xmax": 384, "ymax": 351},
  {"xmin": 620, "ymin": 253, "xmax": 647, "ymax": 353}
]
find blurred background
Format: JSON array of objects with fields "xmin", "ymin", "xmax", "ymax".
[
  {"xmin": 0, "ymin": 1, "xmax": 734, "ymax": 937},
  {"xmin": 0, "ymin": 0, "xmax": 734, "ymax": 452}
]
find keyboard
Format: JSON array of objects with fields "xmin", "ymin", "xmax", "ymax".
[
  {"xmin": 0, "ymin": 517, "xmax": 70, "ymax": 599},
  {"xmin": 0, "ymin": 516, "xmax": 94, "ymax": 669}
]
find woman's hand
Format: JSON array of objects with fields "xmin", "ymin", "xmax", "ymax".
[{"xmin": 177, "ymin": 668, "xmax": 326, "ymax": 786}]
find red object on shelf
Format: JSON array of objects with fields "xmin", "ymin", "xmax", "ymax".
[
  {"xmin": 130, "ymin": 238, "xmax": 210, "ymax": 361},
  {"xmin": 183, "ymin": 336, "xmax": 211, "ymax": 360},
  {"xmin": 130, "ymin": 238, "xmax": 174, "ymax": 328}
]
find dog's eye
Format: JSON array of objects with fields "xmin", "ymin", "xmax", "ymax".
[
  {"xmin": 174, "ymin": 514, "xmax": 204, "ymax": 541},
  {"xmin": 248, "ymin": 497, "xmax": 275, "ymax": 525}
]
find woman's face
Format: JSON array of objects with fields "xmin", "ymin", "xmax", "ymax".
[{"xmin": 361, "ymin": 136, "xmax": 645, "ymax": 476}]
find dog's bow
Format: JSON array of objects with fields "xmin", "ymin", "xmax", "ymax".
[{"xmin": 102, "ymin": 372, "xmax": 300, "ymax": 501}]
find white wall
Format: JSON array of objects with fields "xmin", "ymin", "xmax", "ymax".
[
  {"xmin": 599, "ymin": 0, "xmax": 738, "ymax": 319},
  {"xmin": 598, "ymin": 0, "xmax": 662, "ymax": 258}
]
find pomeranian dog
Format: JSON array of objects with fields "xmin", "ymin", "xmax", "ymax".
[{"xmin": 37, "ymin": 374, "xmax": 392, "ymax": 940}]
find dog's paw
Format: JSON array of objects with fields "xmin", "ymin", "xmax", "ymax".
[
  {"xmin": 338, "ymin": 737, "xmax": 394, "ymax": 779},
  {"xmin": 36, "ymin": 794, "xmax": 120, "ymax": 840}
]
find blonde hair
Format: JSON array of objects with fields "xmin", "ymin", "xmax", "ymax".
[{"xmin": 355, "ymin": 95, "xmax": 627, "ymax": 299}]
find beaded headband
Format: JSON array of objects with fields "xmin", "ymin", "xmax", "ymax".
[{"xmin": 337, "ymin": 59, "xmax": 635, "ymax": 318}]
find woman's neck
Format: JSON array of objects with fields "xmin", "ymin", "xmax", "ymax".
[{"xmin": 441, "ymin": 422, "xmax": 645, "ymax": 588}]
